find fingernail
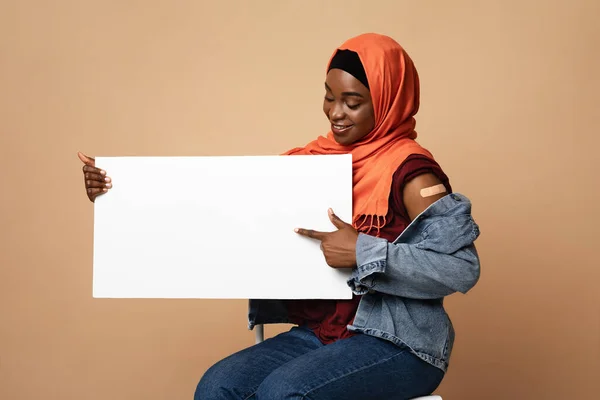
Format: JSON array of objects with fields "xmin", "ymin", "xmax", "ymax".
[
  {"xmin": 106, "ymin": 183, "xmax": 112, "ymax": 188},
  {"xmin": 103, "ymin": 188, "xmax": 108, "ymax": 192},
  {"xmin": 328, "ymin": 208, "xmax": 333, "ymax": 215},
  {"xmin": 294, "ymin": 228, "xmax": 299, "ymax": 233},
  {"xmin": 104, "ymin": 177, "xmax": 111, "ymax": 182},
  {"xmin": 100, "ymin": 170, "xmax": 106, "ymax": 175}
]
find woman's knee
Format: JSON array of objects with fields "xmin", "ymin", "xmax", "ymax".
[
  {"xmin": 194, "ymin": 358, "xmax": 247, "ymax": 400},
  {"xmin": 194, "ymin": 362, "xmax": 222, "ymax": 399}
]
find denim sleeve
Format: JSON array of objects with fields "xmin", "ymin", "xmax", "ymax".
[{"xmin": 347, "ymin": 215, "xmax": 481, "ymax": 299}]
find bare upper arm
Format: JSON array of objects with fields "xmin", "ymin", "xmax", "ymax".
[{"xmin": 402, "ymin": 173, "xmax": 448, "ymax": 221}]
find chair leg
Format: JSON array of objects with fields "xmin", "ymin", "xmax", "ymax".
[{"xmin": 254, "ymin": 324, "xmax": 264, "ymax": 344}]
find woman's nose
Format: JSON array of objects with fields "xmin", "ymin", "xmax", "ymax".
[{"xmin": 329, "ymin": 102, "xmax": 345, "ymax": 121}]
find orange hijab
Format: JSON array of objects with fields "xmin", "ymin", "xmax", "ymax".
[{"xmin": 284, "ymin": 33, "xmax": 434, "ymax": 235}]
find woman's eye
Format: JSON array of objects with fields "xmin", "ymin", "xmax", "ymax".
[
  {"xmin": 347, "ymin": 103, "xmax": 360, "ymax": 110},
  {"xmin": 324, "ymin": 97, "xmax": 334, "ymax": 102}
]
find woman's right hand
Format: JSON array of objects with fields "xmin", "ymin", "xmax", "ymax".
[{"xmin": 78, "ymin": 152, "xmax": 112, "ymax": 202}]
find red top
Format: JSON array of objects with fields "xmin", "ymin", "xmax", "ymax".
[{"xmin": 285, "ymin": 155, "xmax": 452, "ymax": 344}]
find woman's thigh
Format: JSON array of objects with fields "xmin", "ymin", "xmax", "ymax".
[
  {"xmin": 254, "ymin": 333, "xmax": 444, "ymax": 400},
  {"xmin": 194, "ymin": 326, "xmax": 322, "ymax": 400}
]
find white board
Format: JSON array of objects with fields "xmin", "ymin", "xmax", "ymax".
[{"xmin": 92, "ymin": 155, "xmax": 354, "ymax": 299}]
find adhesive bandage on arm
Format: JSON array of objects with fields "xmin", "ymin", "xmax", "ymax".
[{"xmin": 420, "ymin": 184, "xmax": 447, "ymax": 198}]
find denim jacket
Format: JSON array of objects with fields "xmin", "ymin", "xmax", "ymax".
[{"xmin": 248, "ymin": 193, "xmax": 481, "ymax": 372}]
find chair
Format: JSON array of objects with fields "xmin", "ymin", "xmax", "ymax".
[{"xmin": 254, "ymin": 325, "xmax": 442, "ymax": 400}]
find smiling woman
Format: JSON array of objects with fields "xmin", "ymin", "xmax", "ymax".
[{"xmin": 78, "ymin": 32, "xmax": 481, "ymax": 400}]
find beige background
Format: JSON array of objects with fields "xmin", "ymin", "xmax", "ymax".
[{"xmin": 1, "ymin": 0, "xmax": 598, "ymax": 399}]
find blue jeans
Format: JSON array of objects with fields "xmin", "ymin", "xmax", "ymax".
[{"xmin": 194, "ymin": 326, "xmax": 444, "ymax": 400}]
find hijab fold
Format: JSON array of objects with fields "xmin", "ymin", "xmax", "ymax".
[{"xmin": 284, "ymin": 33, "xmax": 434, "ymax": 235}]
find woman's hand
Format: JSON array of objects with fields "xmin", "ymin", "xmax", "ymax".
[
  {"xmin": 78, "ymin": 152, "xmax": 112, "ymax": 202},
  {"xmin": 295, "ymin": 209, "xmax": 358, "ymax": 268}
]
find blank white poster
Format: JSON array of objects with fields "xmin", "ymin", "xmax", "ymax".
[{"xmin": 92, "ymin": 154, "xmax": 354, "ymax": 300}]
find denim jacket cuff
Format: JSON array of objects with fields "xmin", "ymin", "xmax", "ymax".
[{"xmin": 347, "ymin": 233, "xmax": 388, "ymax": 294}]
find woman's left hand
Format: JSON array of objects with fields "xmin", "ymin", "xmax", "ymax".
[{"xmin": 295, "ymin": 209, "xmax": 358, "ymax": 268}]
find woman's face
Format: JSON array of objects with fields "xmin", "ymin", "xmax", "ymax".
[{"xmin": 323, "ymin": 68, "xmax": 375, "ymax": 146}]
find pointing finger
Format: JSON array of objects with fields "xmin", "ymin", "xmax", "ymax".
[{"xmin": 294, "ymin": 228, "xmax": 327, "ymax": 241}]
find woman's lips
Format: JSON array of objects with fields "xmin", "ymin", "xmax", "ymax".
[{"xmin": 331, "ymin": 123, "xmax": 354, "ymax": 135}]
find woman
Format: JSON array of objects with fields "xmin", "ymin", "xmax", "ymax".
[{"xmin": 79, "ymin": 33, "xmax": 481, "ymax": 399}]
